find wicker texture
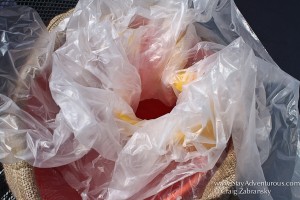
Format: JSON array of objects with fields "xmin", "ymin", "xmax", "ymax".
[
  {"xmin": 3, "ymin": 161, "xmax": 41, "ymax": 200},
  {"xmin": 200, "ymin": 144, "xmax": 238, "ymax": 200},
  {"xmin": 47, "ymin": 8, "xmax": 74, "ymax": 32}
]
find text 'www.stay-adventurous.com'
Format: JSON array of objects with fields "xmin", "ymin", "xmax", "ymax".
[{"xmin": 214, "ymin": 180, "xmax": 300, "ymax": 196}]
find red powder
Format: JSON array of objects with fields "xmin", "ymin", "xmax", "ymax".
[
  {"xmin": 35, "ymin": 168, "xmax": 81, "ymax": 200},
  {"xmin": 135, "ymin": 99, "xmax": 175, "ymax": 120}
]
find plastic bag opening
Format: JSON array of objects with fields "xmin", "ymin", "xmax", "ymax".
[
  {"xmin": 135, "ymin": 99, "xmax": 175, "ymax": 120},
  {"xmin": 1, "ymin": 1, "xmax": 300, "ymax": 200}
]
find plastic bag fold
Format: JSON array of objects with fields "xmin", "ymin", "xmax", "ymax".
[{"xmin": 0, "ymin": 1, "xmax": 299, "ymax": 200}]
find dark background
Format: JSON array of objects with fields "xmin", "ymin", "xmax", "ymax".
[{"xmin": 235, "ymin": 0, "xmax": 300, "ymax": 80}]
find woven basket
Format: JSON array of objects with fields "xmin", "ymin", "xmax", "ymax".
[{"xmin": 2, "ymin": 10, "xmax": 238, "ymax": 200}]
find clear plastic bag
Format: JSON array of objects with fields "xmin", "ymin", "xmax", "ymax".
[
  {"xmin": 0, "ymin": 6, "xmax": 91, "ymax": 166},
  {"xmin": 0, "ymin": 1, "xmax": 299, "ymax": 200}
]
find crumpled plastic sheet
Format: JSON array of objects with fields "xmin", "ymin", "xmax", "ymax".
[{"xmin": 0, "ymin": 1, "xmax": 299, "ymax": 200}]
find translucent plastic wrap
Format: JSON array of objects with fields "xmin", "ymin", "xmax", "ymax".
[
  {"xmin": 0, "ymin": 1, "xmax": 300, "ymax": 200},
  {"xmin": 0, "ymin": 6, "xmax": 91, "ymax": 166}
]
